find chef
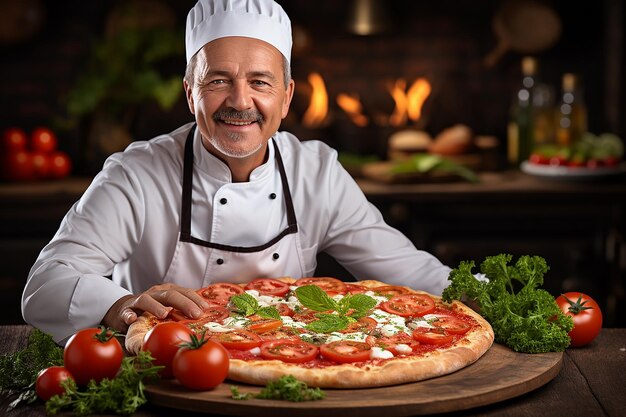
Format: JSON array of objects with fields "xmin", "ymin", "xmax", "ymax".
[{"xmin": 22, "ymin": 0, "xmax": 451, "ymax": 344}]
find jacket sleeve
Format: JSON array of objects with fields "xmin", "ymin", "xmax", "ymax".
[
  {"xmin": 21, "ymin": 159, "xmax": 144, "ymax": 343},
  {"xmin": 320, "ymin": 159, "xmax": 451, "ymax": 295}
]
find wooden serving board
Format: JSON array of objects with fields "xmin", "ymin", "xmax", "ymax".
[{"xmin": 145, "ymin": 344, "xmax": 563, "ymax": 416}]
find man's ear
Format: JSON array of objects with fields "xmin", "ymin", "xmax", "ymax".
[
  {"xmin": 183, "ymin": 79, "xmax": 195, "ymax": 115},
  {"xmin": 281, "ymin": 79, "xmax": 295, "ymax": 119}
]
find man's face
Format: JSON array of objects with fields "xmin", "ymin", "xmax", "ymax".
[{"xmin": 184, "ymin": 37, "xmax": 294, "ymax": 160}]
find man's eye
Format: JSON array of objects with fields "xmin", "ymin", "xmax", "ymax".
[
  {"xmin": 210, "ymin": 79, "xmax": 227, "ymax": 85},
  {"xmin": 252, "ymin": 80, "xmax": 269, "ymax": 86}
]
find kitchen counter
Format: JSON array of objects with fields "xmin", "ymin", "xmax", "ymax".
[{"xmin": 0, "ymin": 325, "xmax": 624, "ymax": 417}]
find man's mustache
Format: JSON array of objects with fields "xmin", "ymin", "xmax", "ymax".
[{"xmin": 213, "ymin": 109, "xmax": 264, "ymax": 123}]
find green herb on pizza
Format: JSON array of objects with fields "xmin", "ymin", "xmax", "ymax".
[{"xmin": 442, "ymin": 254, "xmax": 573, "ymax": 353}]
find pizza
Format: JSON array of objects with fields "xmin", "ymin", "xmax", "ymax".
[{"xmin": 126, "ymin": 277, "xmax": 494, "ymax": 388}]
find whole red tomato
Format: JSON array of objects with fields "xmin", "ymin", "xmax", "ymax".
[
  {"xmin": 32, "ymin": 152, "xmax": 52, "ymax": 179},
  {"xmin": 142, "ymin": 322, "xmax": 193, "ymax": 378},
  {"xmin": 2, "ymin": 127, "xmax": 28, "ymax": 152},
  {"xmin": 555, "ymin": 292, "xmax": 603, "ymax": 347},
  {"xmin": 31, "ymin": 127, "xmax": 58, "ymax": 154},
  {"xmin": 35, "ymin": 366, "xmax": 74, "ymax": 401},
  {"xmin": 49, "ymin": 151, "xmax": 72, "ymax": 179},
  {"xmin": 172, "ymin": 333, "xmax": 229, "ymax": 390},
  {"xmin": 63, "ymin": 327, "xmax": 124, "ymax": 385},
  {"xmin": 3, "ymin": 150, "xmax": 35, "ymax": 181}
]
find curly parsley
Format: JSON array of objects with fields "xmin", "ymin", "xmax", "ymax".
[
  {"xmin": 442, "ymin": 254, "xmax": 573, "ymax": 353},
  {"xmin": 230, "ymin": 375, "xmax": 325, "ymax": 402}
]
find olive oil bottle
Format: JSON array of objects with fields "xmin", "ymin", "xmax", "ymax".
[
  {"xmin": 555, "ymin": 73, "xmax": 587, "ymax": 146},
  {"xmin": 508, "ymin": 57, "xmax": 538, "ymax": 166}
]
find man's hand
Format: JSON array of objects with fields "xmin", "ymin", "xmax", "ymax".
[{"xmin": 102, "ymin": 284, "xmax": 211, "ymax": 333}]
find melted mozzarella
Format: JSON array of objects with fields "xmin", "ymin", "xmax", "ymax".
[{"xmin": 370, "ymin": 346, "xmax": 394, "ymax": 359}]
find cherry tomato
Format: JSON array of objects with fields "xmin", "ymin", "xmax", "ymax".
[
  {"xmin": 260, "ymin": 339, "xmax": 319, "ymax": 363},
  {"xmin": 197, "ymin": 283, "xmax": 244, "ymax": 305},
  {"xmin": 555, "ymin": 292, "xmax": 603, "ymax": 347},
  {"xmin": 246, "ymin": 316, "xmax": 283, "ymax": 334},
  {"xmin": 142, "ymin": 322, "xmax": 194, "ymax": 378},
  {"xmin": 35, "ymin": 366, "xmax": 73, "ymax": 401},
  {"xmin": 2, "ymin": 127, "xmax": 28, "ymax": 152},
  {"xmin": 365, "ymin": 332, "xmax": 419, "ymax": 355},
  {"xmin": 294, "ymin": 277, "xmax": 347, "ymax": 295},
  {"xmin": 49, "ymin": 152, "xmax": 72, "ymax": 179},
  {"xmin": 212, "ymin": 329, "xmax": 262, "ymax": 350},
  {"xmin": 63, "ymin": 327, "xmax": 123, "ymax": 385},
  {"xmin": 412, "ymin": 327, "xmax": 454, "ymax": 345},
  {"xmin": 432, "ymin": 315, "xmax": 472, "ymax": 335},
  {"xmin": 168, "ymin": 305, "xmax": 229, "ymax": 323},
  {"xmin": 245, "ymin": 278, "xmax": 290, "ymax": 296},
  {"xmin": 319, "ymin": 340, "xmax": 371, "ymax": 363},
  {"xmin": 172, "ymin": 336, "xmax": 229, "ymax": 390},
  {"xmin": 529, "ymin": 153, "xmax": 549, "ymax": 165},
  {"xmin": 341, "ymin": 316, "xmax": 377, "ymax": 334},
  {"xmin": 32, "ymin": 152, "xmax": 52, "ymax": 179},
  {"xmin": 380, "ymin": 294, "xmax": 436, "ymax": 317},
  {"xmin": 372, "ymin": 285, "xmax": 412, "ymax": 297},
  {"xmin": 3, "ymin": 150, "xmax": 35, "ymax": 181},
  {"xmin": 31, "ymin": 127, "xmax": 58, "ymax": 154}
]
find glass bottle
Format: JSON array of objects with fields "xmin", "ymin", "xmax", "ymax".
[
  {"xmin": 554, "ymin": 73, "xmax": 588, "ymax": 146},
  {"xmin": 507, "ymin": 57, "xmax": 537, "ymax": 166}
]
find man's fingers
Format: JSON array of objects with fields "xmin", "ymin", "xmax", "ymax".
[
  {"xmin": 155, "ymin": 290, "xmax": 204, "ymax": 319},
  {"xmin": 131, "ymin": 293, "xmax": 170, "ymax": 319},
  {"xmin": 122, "ymin": 309, "xmax": 138, "ymax": 325}
]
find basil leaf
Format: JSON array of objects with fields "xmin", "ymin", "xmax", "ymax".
[
  {"xmin": 305, "ymin": 314, "xmax": 350, "ymax": 333},
  {"xmin": 295, "ymin": 285, "xmax": 338, "ymax": 312},
  {"xmin": 231, "ymin": 293, "xmax": 258, "ymax": 316},
  {"xmin": 256, "ymin": 306, "xmax": 282, "ymax": 320},
  {"xmin": 348, "ymin": 294, "xmax": 377, "ymax": 315}
]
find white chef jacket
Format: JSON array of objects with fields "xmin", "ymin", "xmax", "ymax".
[{"xmin": 22, "ymin": 122, "xmax": 451, "ymax": 343}]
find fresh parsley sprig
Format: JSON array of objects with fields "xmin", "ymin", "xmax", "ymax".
[
  {"xmin": 45, "ymin": 350, "xmax": 163, "ymax": 416},
  {"xmin": 442, "ymin": 254, "xmax": 574, "ymax": 353},
  {"xmin": 230, "ymin": 375, "xmax": 325, "ymax": 402},
  {"xmin": 230, "ymin": 293, "xmax": 281, "ymax": 320},
  {"xmin": 294, "ymin": 285, "xmax": 377, "ymax": 333}
]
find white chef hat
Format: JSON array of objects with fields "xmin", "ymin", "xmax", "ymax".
[{"xmin": 185, "ymin": 0, "xmax": 292, "ymax": 64}]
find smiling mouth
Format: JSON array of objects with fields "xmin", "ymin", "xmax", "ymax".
[{"xmin": 221, "ymin": 119, "xmax": 256, "ymax": 126}]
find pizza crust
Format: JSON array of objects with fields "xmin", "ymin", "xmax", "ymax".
[{"xmin": 125, "ymin": 278, "xmax": 494, "ymax": 388}]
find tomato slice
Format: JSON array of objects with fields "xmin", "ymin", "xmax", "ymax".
[
  {"xmin": 344, "ymin": 283, "xmax": 368, "ymax": 294},
  {"xmin": 169, "ymin": 305, "xmax": 229, "ymax": 323},
  {"xmin": 411, "ymin": 327, "xmax": 454, "ymax": 345},
  {"xmin": 260, "ymin": 340, "xmax": 319, "ymax": 363},
  {"xmin": 341, "ymin": 317, "xmax": 377, "ymax": 334},
  {"xmin": 372, "ymin": 285, "xmax": 412, "ymax": 297},
  {"xmin": 275, "ymin": 303, "xmax": 294, "ymax": 317},
  {"xmin": 212, "ymin": 330, "xmax": 262, "ymax": 350},
  {"xmin": 292, "ymin": 307, "xmax": 326, "ymax": 324},
  {"xmin": 432, "ymin": 316, "xmax": 472, "ymax": 335},
  {"xmin": 197, "ymin": 283, "xmax": 244, "ymax": 305},
  {"xmin": 365, "ymin": 332, "xmax": 419, "ymax": 355},
  {"xmin": 380, "ymin": 294, "xmax": 436, "ymax": 317},
  {"xmin": 320, "ymin": 341, "xmax": 371, "ymax": 363},
  {"xmin": 246, "ymin": 316, "xmax": 283, "ymax": 334},
  {"xmin": 294, "ymin": 277, "xmax": 347, "ymax": 295},
  {"xmin": 245, "ymin": 278, "xmax": 290, "ymax": 297},
  {"xmin": 258, "ymin": 328, "xmax": 302, "ymax": 342}
]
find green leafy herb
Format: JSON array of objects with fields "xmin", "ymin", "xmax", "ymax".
[
  {"xmin": 390, "ymin": 153, "xmax": 479, "ymax": 183},
  {"xmin": 230, "ymin": 293, "xmax": 281, "ymax": 320},
  {"xmin": 0, "ymin": 329, "xmax": 64, "ymax": 408},
  {"xmin": 294, "ymin": 285, "xmax": 377, "ymax": 333},
  {"xmin": 442, "ymin": 254, "xmax": 574, "ymax": 353},
  {"xmin": 230, "ymin": 375, "xmax": 325, "ymax": 402},
  {"xmin": 46, "ymin": 350, "xmax": 163, "ymax": 416}
]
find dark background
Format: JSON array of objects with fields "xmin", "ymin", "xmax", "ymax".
[{"xmin": 0, "ymin": 0, "xmax": 624, "ymax": 326}]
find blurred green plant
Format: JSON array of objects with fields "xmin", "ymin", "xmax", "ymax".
[{"xmin": 66, "ymin": 27, "xmax": 184, "ymax": 126}]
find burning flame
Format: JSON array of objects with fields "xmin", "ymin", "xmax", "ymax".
[
  {"xmin": 388, "ymin": 78, "xmax": 431, "ymax": 127},
  {"xmin": 302, "ymin": 72, "xmax": 329, "ymax": 128},
  {"xmin": 336, "ymin": 93, "xmax": 369, "ymax": 127}
]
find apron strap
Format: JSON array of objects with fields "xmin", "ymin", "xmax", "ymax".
[{"xmin": 180, "ymin": 124, "xmax": 196, "ymax": 240}]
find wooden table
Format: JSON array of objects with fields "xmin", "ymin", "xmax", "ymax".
[{"xmin": 1, "ymin": 325, "xmax": 624, "ymax": 417}]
